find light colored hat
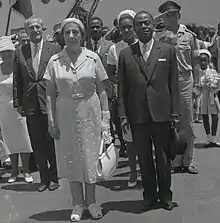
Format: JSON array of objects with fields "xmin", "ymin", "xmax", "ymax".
[
  {"xmin": 0, "ymin": 36, "xmax": 15, "ymax": 53},
  {"xmin": 117, "ymin": 9, "xmax": 136, "ymax": 24},
  {"xmin": 199, "ymin": 49, "xmax": 212, "ymax": 60},
  {"xmin": 60, "ymin": 18, "xmax": 85, "ymax": 33}
]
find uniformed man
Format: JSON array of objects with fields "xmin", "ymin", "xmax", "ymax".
[{"xmin": 158, "ymin": 1, "xmax": 199, "ymax": 174}]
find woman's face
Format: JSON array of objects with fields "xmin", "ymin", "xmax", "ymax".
[
  {"xmin": 63, "ymin": 22, "xmax": 82, "ymax": 48},
  {"xmin": 119, "ymin": 17, "xmax": 135, "ymax": 42},
  {"xmin": 0, "ymin": 50, "xmax": 14, "ymax": 64}
]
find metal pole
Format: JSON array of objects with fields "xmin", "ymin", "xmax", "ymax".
[{"xmin": 5, "ymin": 7, "xmax": 12, "ymax": 36}]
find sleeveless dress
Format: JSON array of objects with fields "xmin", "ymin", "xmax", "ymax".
[{"xmin": 0, "ymin": 69, "xmax": 32, "ymax": 155}]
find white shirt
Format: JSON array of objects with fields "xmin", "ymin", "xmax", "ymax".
[
  {"xmin": 30, "ymin": 39, "xmax": 43, "ymax": 65},
  {"xmin": 139, "ymin": 38, "xmax": 154, "ymax": 61}
]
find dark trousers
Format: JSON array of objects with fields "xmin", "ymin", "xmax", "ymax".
[
  {"xmin": 131, "ymin": 122, "xmax": 172, "ymax": 203},
  {"xmin": 202, "ymin": 114, "xmax": 218, "ymax": 136},
  {"xmin": 26, "ymin": 113, "xmax": 58, "ymax": 185}
]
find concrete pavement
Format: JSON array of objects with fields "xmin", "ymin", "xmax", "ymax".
[{"xmin": 1, "ymin": 123, "xmax": 220, "ymax": 223}]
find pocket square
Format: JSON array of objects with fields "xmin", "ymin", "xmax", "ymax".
[{"xmin": 158, "ymin": 58, "xmax": 167, "ymax": 61}]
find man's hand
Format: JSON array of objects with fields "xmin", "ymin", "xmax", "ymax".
[
  {"xmin": 171, "ymin": 114, "xmax": 180, "ymax": 131},
  {"xmin": 48, "ymin": 123, "xmax": 60, "ymax": 140},
  {"xmin": 120, "ymin": 117, "xmax": 130, "ymax": 134},
  {"xmin": 17, "ymin": 106, "xmax": 25, "ymax": 117}
]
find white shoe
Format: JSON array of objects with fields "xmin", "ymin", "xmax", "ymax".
[
  {"xmin": 128, "ymin": 180, "xmax": 137, "ymax": 188},
  {"xmin": 87, "ymin": 203, "xmax": 103, "ymax": 219},
  {"xmin": 70, "ymin": 205, "xmax": 84, "ymax": 222},
  {"xmin": 24, "ymin": 173, "xmax": 34, "ymax": 183},
  {"xmin": 8, "ymin": 176, "xmax": 17, "ymax": 183}
]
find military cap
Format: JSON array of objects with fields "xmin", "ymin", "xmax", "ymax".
[{"xmin": 158, "ymin": 1, "xmax": 181, "ymax": 14}]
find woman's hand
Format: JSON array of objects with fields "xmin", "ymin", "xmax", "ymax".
[{"xmin": 48, "ymin": 123, "xmax": 60, "ymax": 140}]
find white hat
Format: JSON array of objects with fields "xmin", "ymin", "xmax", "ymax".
[
  {"xmin": 60, "ymin": 18, "xmax": 85, "ymax": 33},
  {"xmin": 199, "ymin": 49, "xmax": 212, "ymax": 60},
  {"xmin": 0, "ymin": 36, "xmax": 15, "ymax": 53},
  {"xmin": 117, "ymin": 9, "xmax": 136, "ymax": 24}
]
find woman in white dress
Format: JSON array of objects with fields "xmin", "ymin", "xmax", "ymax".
[
  {"xmin": 0, "ymin": 36, "xmax": 33, "ymax": 184},
  {"xmin": 107, "ymin": 10, "xmax": 138, "ymax": 188},
  {"xmin": 44, "ymin": 18, "xmax": 111, "ymax": 221}
]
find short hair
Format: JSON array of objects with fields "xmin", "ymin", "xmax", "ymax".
[
  {"xmin": 134, "ymin": 11, "xmax": 154, "ymax": 25},
  {"xmin": 89, "ymin": 16, "xmax": 103, "ymax": 27},
  {"xmin": 61, "ymin": 22, "xmax": 85, "ymax": 40},
  {"xmin": 195, "ymin": 26, "xmax": 206, "ymax": 36},
  {"xmin": 17, "ymin": 30, "xmax": 27, "ymax": 37},
  {"xmin": 24, "ymin": 18, "xmax": 43, "ymax": 30}
]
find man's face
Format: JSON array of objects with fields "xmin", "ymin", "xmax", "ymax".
[
  {"xmin": 162, "ymin": 11, "xmax": 180, "ymax": 28},
  {"xmin": 18, "ymin": 33, "xmax": 30, "ymax": 46},
  {"xmin": 198, "ymin": 31, "xmax": 205, "ymax": 41},
  {"xmin": 25, "ymin": 19, "xmax": 43, "ymax": 44},
  {"xmin": 209, "ymin": 27, "xmax": 216, "ymax": 37},
  {"xmin": 134, "ymin": 12, "xmax": 154, "ymax": 43},
  {"xmin": 89, "ymin": 19, "xmax": 103, "ymax": 41}
]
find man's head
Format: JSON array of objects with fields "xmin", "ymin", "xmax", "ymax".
[
  {"xmin": 18, "ymin": 30, "xmax": 30, "ymax": 46},
  {"xmin": 89, "ymin": 17, "xmax": 103, "ymax": 41},
  {"xmin": 195, "ymin": 26, "xmax": 206, "ymax": 41},
  {"xmin": 208, "ymin": 25, "xmax": 216, "ymax": 38},
  {"xmin": 102, "ymin": 26, "xmax": 110, "ymax": 37},
  {"xmin": 25, "ymin": 18, "xmax": 44, "ymax": 44},
  {"xmin": 133, "ymin": 11, "xmax": 154, "ymax": 44},
  {"xmin": 159, "ymin": 1, "xmax": 181, "ymax": 29}
]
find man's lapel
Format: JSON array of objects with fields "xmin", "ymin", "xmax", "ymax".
[
  {"xmin": 130, "ymin": 41, "xmax": 149, "ymax": 80},
  {"xmin": 145, "ymin": 40, "xmax": 162, "ymax": 82},
  {"xmin": 22, "ymin": 43, "xmax": 37, "ymax": 80}
]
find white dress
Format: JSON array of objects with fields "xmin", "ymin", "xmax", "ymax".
[{"xmin": 0, "ymin": 69, "xmax": 32, "ymax": 155}]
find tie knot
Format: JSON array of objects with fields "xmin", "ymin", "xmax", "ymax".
[{"xmin": 142, "ymin": 44, "xmax": 149, "ymax": 52}]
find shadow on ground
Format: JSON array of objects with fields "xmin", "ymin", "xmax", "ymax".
[
  {"xmin": 1, "ymin": 182, "xmax": 39, "ymax": 192},
  {"xmin": 96, "ymin": 179, "xmax": 142, "ymax": 191}
]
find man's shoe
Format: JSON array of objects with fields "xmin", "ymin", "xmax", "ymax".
[
  {"xmin": 48, "ymin": 181, "xmax": 59, "ymax": 191},
  {"xmin": 24, "ymin": 173, "xmax": 34, "ymax": 183},
  {"xmin": 141, "ymin": 200, "xmax": 158, "ymax": 211},
  {"xmin": 183, "ymin": 166, "xmax": 198, "ymax": 174},
  {"xmin": 171, "ymin": 166, "xmax": 182, "ymax": 174},
  {"xmin": 160, "ymin": 201, "xmax": 173, "ymax": 211},
  {"xmin": 37, "ymin": 184, "xmax": 48, "ymax": 192}
]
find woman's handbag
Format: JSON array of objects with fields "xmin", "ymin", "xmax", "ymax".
[{"xmin": 96, "ymin": 135, "xmax": 119, "ymax": 180}]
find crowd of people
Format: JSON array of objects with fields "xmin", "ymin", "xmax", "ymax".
[{"xmin": 1, "ymin": 0, "xmax": 220, "ymax": 221}]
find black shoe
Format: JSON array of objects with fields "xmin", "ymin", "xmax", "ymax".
[
  {"xmin": 141, "ymin": 200, "xmax": 158, "ymax": 212},
  {"xmin": 160, "ymin": 201, "xmax": 173, "ymax": 211},
  {"xmin": 183, "ymin": 166, "xmax": 198, "ymax": 174},
  {"xmin": 48, "ymin": 181, "xmax": 59, "ymax": 191},
  {"xmin": 171, "ymin": 166, "xmax": 182, "ymax": 174},
  {"xmin": 37, "ymin": 184, "xmax": 48, "ymax": 192}
]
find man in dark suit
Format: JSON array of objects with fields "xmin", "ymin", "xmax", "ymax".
[
  {"xmin": 117, "ymin": 11, "xmax": 180, "ymax": 211},
  {"xmin": 13, "ymin": 18, "xmax": 61, "ymax": 192}
]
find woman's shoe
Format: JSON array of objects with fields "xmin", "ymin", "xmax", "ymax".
[
  {"xmin": 8, "ymin": 175, "xmax": 17, "ymax": 183},
  {"xmin": 87, "ymin": 203, "xmax": 103, "ymax": 219},
  {"xmin": 24, "ymin": 173, "xmax": 34, "ymax": 183},
  {"xmin": 70, "ymin": 205, "xmax": 84, "ymax": 222}
]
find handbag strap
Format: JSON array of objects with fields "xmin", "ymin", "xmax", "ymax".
[{"xmin": 99, "ymin": 133, "xmax": 104, "ymax": 155}]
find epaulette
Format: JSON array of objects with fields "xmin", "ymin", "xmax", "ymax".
[
  {"xmin": 184, "ymin": 27, "xmax": 197, "ymax": 37},
  {"xmin": 51, "ymin": 54, "xmax": 62, "ymax": 62}
]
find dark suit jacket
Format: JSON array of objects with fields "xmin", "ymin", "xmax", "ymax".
[
  {"xmin": 13, "ymin": 41, "xmax": 62, "ymax": 116},
  {"xmin": 86, "ymin": 38, "xmax": 113, "ymax": 70},
  {"xmin": 117, "ymin": 40, "xmax": 180, "ymax": 124}
]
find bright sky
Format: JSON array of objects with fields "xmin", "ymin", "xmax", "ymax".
[{"xmin": 0, "ymin": 0, "xmax": 220, "ymax": 36}]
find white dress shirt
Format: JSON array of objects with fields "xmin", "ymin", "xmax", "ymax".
[
  {"xmin": 139, "ymin": 38, "xmax": 154, "ymax": 62},
  {"xmin": 30, "ymin": 39, "xmax": 43, "ymax": 73},
  {"xmin": 91, "ymin": 38, "xmax": 102, "ymax": 54}
]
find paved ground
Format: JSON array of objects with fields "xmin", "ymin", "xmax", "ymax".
[{"xmin": 1, "ymin": 123, "xmax": 220, "ymax": 223}]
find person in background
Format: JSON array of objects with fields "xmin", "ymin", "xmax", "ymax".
[
  {"xmin": 13, "ymin": 18, "xmax": 61, "ymax": 192},
  {"xmin": 197, "ymin": 49, "xmax": 220, "ymax": 147},
  {"xmin": 17, "ymin": 30, "xmax": 30, "ymax": 46},
  {"xmin": 107, "ymin": 9, "xmax": 138, "ymax": 187},
  {"xmin": 159, "ymin": 0, "xmax": 199, "ymax": 174},
  {"xmin": 44, "ymin": 18, "xmax": 111, "ymax": 221},
  {"xmin": 102, "ymin": 26, "xmax": 110, "ymax": 37},
  {"xmin": 207, "ymin": 25, "xmax": 216, "ymax": 43},
  {"xmin": 0, "ymin": 36, "xmax": 33, "ymax": 184},
  {"xmin": 86, "ymin": 16, "xmax": 127, "ymax": 156}
]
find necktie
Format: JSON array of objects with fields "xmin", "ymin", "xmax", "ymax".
[
  {"xmin": 94, "ymin": 41, "xmax": 98, "ymax": 52},
  {"xmin": 32, "ymin": 44, "xmax": 39, "ymax": 75},
  {"xmin": 142, "ymin": 44, "xmax": 150, "ymax": 62}
]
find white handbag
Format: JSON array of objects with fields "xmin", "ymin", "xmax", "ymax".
[{"xmin": 96, "ymin": 136, "xmax": 119, "ymax": 181}]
